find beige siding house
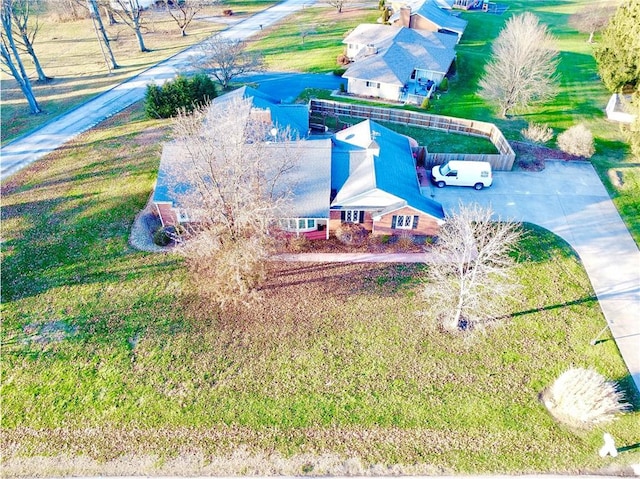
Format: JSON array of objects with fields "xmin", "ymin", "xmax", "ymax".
[{"xmin": 342, "ymin": 25, "xmax": 457, "ymax": 103}]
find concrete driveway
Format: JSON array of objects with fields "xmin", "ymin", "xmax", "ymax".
[
  {"xmin": 428, "ymin": 160, "xmax": 640, "ymax": 392},
  {"xmin": 238, "ymin": 72, "xmax": 346, "ymax": 103}
]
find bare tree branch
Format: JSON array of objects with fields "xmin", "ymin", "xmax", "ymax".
[
  {"xmin": 167, "ymin": 96, "xmax": 300, "ymax": 307},
  {"xmin": 162, "ymin": 0, "xmax": 213, "ymax": 36},
  {"xmin": 9, "ymin": 0, "xmax": 49, "ymax": 81},
  {"xmin": 422, "ymin": 203, "xmax": 522, "ymax": 332},
  {"xmin": 1, "ymin": 0, "xmax": 40, "ymax": 113},
  {"xmin": 196, "ymin": 34, "xmax": 264, "ymax": 89},
  {"xmin": 568, "ymin": 3, "xmax": 615, "ymax": 44},
  {"xmin": 479, "ymin": 12, "xmax": 559, "ymax": 118},
  {"xmin": 111, "ymin": 0, "xmax": 148, "ymax": 52}
]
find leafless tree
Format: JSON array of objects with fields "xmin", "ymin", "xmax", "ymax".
[
  {"xmin": 9, "ymin": 0, "xmax": 49, "ymax": 82},
  {"xmin": 479, "ymin": 12, "xmax": 559, "ymax": 118},
  {"xmin": 197, "ymin": 34, "xmax": 264, "ymax": 89},
  {"xmin": 568, "ymin": 3, "xmax": 615, "ymax": 44},
  {"xmin": 325, "ymin": 0, "xmax": 347, "ymax": 13},
  {"xmin": 168, "ymin": 96, "xmax": 300, "ymax": 307},
  {"xmin": 1, "ymin": 0, "xmax": 40, "ymax": 113},
  {"xmin": 163, "ymin": 0, "xmax": 211, "ymax": 36},
  {"xmin": 422, "ymin": 203, "xmax": 522, "ymax": 332},
  {"xmin": 299, "ymin": 24, "xmax": 316, "ymax": 44},
  {"xmin": 111, "ymin": 0, "xmax": 148, "ymax": 52},
  {"xmin": 87, "ymin": 0, "xmax": 119, "ymax": 70}
]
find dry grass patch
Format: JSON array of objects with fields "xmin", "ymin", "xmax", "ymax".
[{"xmin": 0, "ymin": 2, "xmax": 277, "ymax": 143}]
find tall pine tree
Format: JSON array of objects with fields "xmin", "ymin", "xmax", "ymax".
[{"xmin": 594, "ymin": 0, "xmax": 640, "ymax": 92}]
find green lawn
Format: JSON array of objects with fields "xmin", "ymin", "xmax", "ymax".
[
  {"xmin": 2, "ymin": 0, "xmax": 640, "ymax": 475},
  {"xmin": 1, "ymin": 103, "xmax": 639, "ymax": 475}
]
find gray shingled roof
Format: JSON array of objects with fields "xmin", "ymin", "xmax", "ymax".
[
  {"xmin": 388, "ymin": 0, "xmax": 467, "ymax": 37},
  {"xmin": 331, "ymin": 120, "xmax": 444, "ymax": 219},
  {"xmin": 342, "ymin": 26, "xmax": 456, "ymax": 85}
]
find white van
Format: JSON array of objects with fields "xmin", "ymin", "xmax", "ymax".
[{"xmin": 430, "ymin": 160, "xmax": 493, "ymax": 190}]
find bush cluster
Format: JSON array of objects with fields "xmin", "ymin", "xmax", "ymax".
[
  {"xmin": 541, "ymin": 367, "xmax": 628, "ymax": 429},
  {"xmin": 153, "ymin": 225, "xmax": 184, "ymax": 246},
  {"xmin": 557, "ymin": 124, "xmax": 595, "ymax": 158},
  {"xmin": 335, "ymin": 223, "xmax": 368, "ymax": 246},
  {"xmin": 521, "ymin": 122, "xmax": 554, "ymax": 143},
  {"xmin": 145, "ymin": 74, "xmax": 217, "ymax": 119}
]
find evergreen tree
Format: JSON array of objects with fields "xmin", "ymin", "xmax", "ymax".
[
  {"xmin": 594, "ymin": 0, "xmax": 640, "ymax": 92},
  {"xmin": 145, "ymin": 74, "xmax": 217, "ymax": 119}
]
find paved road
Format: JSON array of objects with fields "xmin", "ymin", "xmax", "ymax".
[
  {"xmin": 0, "ymin": 0, "xmax": 315, "ymax": 181},
  {"xmin": 428, "ymin": 161, "xmax": 640, "ymax": 393}
]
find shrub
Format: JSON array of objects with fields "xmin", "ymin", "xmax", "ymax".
[
  {"xmin": 336, "ymin": 53, "xmax": 350, "ymax": 66},
  {"xmin": 286, "ymin": 235, "xmax": 310, "ymax": 253},
  {"xmin": 153, "ymin": 225, "xmax": 184, "ymax": 246},
  {"xmin": 223, "ymin": 9, "xmax": 233, "ymax": 15},
  {"xmin": 521, "ymin": 122, "xmax": 554, "ymax": 143},
  {"xmin": 335, "ymin": 223, "xmax": 368, "ymax": 246},
  {"xmin": 541, "ymin": 367, "xmax": 628, "ymax": 429},
  {"xmin": 438, "ymin": 77, "xmax": 449, "ymax": 92},
  {"xmin": 395, "ymin": 231, "xmax": 415, "ymax": 250},
  {"xmin": 421, "ymin": 97, "xmax": 430, "ymax": 110},
  {"xmin": 145, "ymin": 74, "xmax": 217, "ymax": 119},
  {"xmin": 557, "ymin": 124, "xmax": 595, "ymax": 158}
]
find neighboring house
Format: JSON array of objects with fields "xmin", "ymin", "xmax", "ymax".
[
  {"xmin": 390, "ymin": 0, "xmax": 468, "ymax": 43},
  {"xmin": 330, "ymin": 119, "xmax": 445, "ymax": 236},
  {"xmin": 452, "ymin": 0, "xmax": 482, "ymax": 10},
  {"xmin": 153, "ymin": 88, "xmax": 445, "ymax": 239},
  {"xmin": 342, "ymin": 25, "xmax": 457, "ymax": 102},
  {"xmin": 605, "ymin": 94, "xmax": 637, "ymax": 124}
]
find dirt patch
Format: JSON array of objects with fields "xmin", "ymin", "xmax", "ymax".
[
  {"xmin": 512, "ymin": 141, "xmax": 583, "ymax": 171},
  {"xmin": 22, "ymin": 320, "xmax": 77, "ymax": 345}
]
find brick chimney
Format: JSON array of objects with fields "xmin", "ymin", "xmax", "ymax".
[{"xmin": 400, "ymin": 6, "xmax": 411, "ymax": 28}]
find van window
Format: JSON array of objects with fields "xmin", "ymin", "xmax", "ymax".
[
  {"xmin": 446, "ymin": 170, "xmax": 457, "ymax": 177},
  {"xmin": 440, "ymin": 163, "xmax": 450, "ymax": 176}
]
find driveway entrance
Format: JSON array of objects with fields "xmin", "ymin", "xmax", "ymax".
[{"xmin": 428, "ymin": 160, "xmax": 640, "ymax": 392}]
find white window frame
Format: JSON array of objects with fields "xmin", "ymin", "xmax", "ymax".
[
  {"xmin": 365, "ymin": 81, "xmax": 380, "ymax": 89},
  {"xmin": 344, "ymin": 210, "xmax": 361, "ymax": 223},
  {"xmin": 176, "ymin": 208, "xmax": 189, "ymax": 223},
  {"xmin": 395, "ymin": 215, "xmax": 413, "ymax": 230}
]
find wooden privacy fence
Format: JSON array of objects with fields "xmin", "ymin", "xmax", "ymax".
[{"xmin": 309, "ymin": 99, "xmax": 515, "ymax": 171}]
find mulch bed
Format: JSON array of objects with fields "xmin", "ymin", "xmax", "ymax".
[{"xmin": 511, "ymin": 141, "xmax": 584, "ymax": 171}]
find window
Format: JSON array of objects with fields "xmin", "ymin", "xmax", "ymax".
[
  {"xmin": 365, "ymin": 81, "xmax": 380, "ymax": 89},
  {"xmin": 279, "ymin": 218, "xmax": 317, "ymax": 232},
  {"xmin": 342, "ymin": 210, "xmax": 363, "ymax": 223},
  {"xmin": 176, "ymin": 209, "xmax": 189, "ymax": 223},
  {"xmin": 392, "ymin": 215, "xmax": 419, "ymax": 230}
]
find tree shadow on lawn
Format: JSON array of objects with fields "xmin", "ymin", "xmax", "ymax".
[
  {"xmin": 261, "ymin": 262, "xmax": 423, "ymax": 298},
  {"xmin": 0, "ymin": 190, "xmax": 175, "ymax": 303}
]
